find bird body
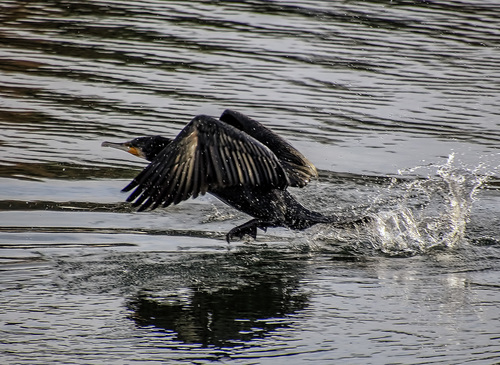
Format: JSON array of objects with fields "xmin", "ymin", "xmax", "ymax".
[{"xmin": 103, "ymin": 110, "xmax": 352, "ymax": 242}]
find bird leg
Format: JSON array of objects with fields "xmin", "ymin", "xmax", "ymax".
[{"xmin": 226, "ymin": 219, "xmax": 274, "ymax": 243}]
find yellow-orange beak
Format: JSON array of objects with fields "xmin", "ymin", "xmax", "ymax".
[{"xmin": 101, "ymin": 141, "xmax": 146, "ymax": 159}]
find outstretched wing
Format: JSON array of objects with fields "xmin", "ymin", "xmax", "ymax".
[
  {"xmin": 122, "ymin": 114, "xmax": 289, "ymax": 211},
  {"xmin": 220, "ymin": 109, "xmax": 318, "ymax": 187}
]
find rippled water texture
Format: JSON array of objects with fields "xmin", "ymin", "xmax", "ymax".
[{"xmin": 1, "ymin": 1, "xmax": 499, "ymax": 364}]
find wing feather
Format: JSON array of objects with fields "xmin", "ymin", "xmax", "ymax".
[
  {"xmin": 220, "ymin": 109, "xmax": 318, "ymax": 187},
  {"xmin": 122, "ymin": 114, "xmax": 289, "ymax": 211}
]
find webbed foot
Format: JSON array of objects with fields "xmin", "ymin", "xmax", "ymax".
[{"xmin": 226, "ymin": 219, "xmax": 274, "ymax": 243}]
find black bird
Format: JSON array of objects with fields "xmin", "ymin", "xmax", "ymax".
[{"xmin": 103, "ymin": 109, "xmax": 356, "ymax": 242}]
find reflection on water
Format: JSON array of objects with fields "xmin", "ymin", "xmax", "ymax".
[
  {"xmin": 5, "ymin": 246, "xmax": 499, "ymax": 364},
  {"xmin": 1, "ymin": 0, "xmax": 499, "ymax": 363},
  {"xmin": 126, "ymin": 250, "xmax": 309, "ymax": 347}
]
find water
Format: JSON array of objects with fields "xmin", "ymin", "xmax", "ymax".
[{"xmin": 1, "ymin": 0, "xmax": 499, "ymax": 363}]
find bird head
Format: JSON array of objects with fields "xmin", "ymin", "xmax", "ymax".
[{"xmin": 102, "ymin": 135, "xmax": 172, "ymax": 161}]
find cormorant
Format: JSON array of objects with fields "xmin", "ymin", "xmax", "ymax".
[{"xmin": 103, "ymin": 109, "xmax": 360, "ymax": 242}]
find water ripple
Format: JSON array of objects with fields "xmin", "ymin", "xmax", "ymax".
[{"xmin": 1, "ymin": 1, "xmax": 499, "ymax": 363}]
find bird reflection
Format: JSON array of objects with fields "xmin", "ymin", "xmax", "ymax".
[{"xmin": 126, "ymin": 249, "xmax": 310, "ymax": 347}]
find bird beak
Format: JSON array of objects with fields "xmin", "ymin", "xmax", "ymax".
[{"xmin": 101, "ymin": 141, "xmax": 146, "ymax": 159}]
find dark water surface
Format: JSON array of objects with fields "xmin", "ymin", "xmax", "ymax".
[{"xmin": 1, "ymin": 1, "xmax": 499, "ymax": 364}]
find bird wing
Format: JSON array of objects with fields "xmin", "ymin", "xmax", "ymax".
[
  {"xmin": 122, "ymin": 114, "xmax": 289, "ymax": 211},
  {"xmin": 220, "ymin": 109, "xmax": 318, "ymax": 188}
]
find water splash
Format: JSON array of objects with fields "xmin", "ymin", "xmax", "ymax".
[{"xmin": 369, "ymin": 154, "xmax": 489, "ymax": 256}]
